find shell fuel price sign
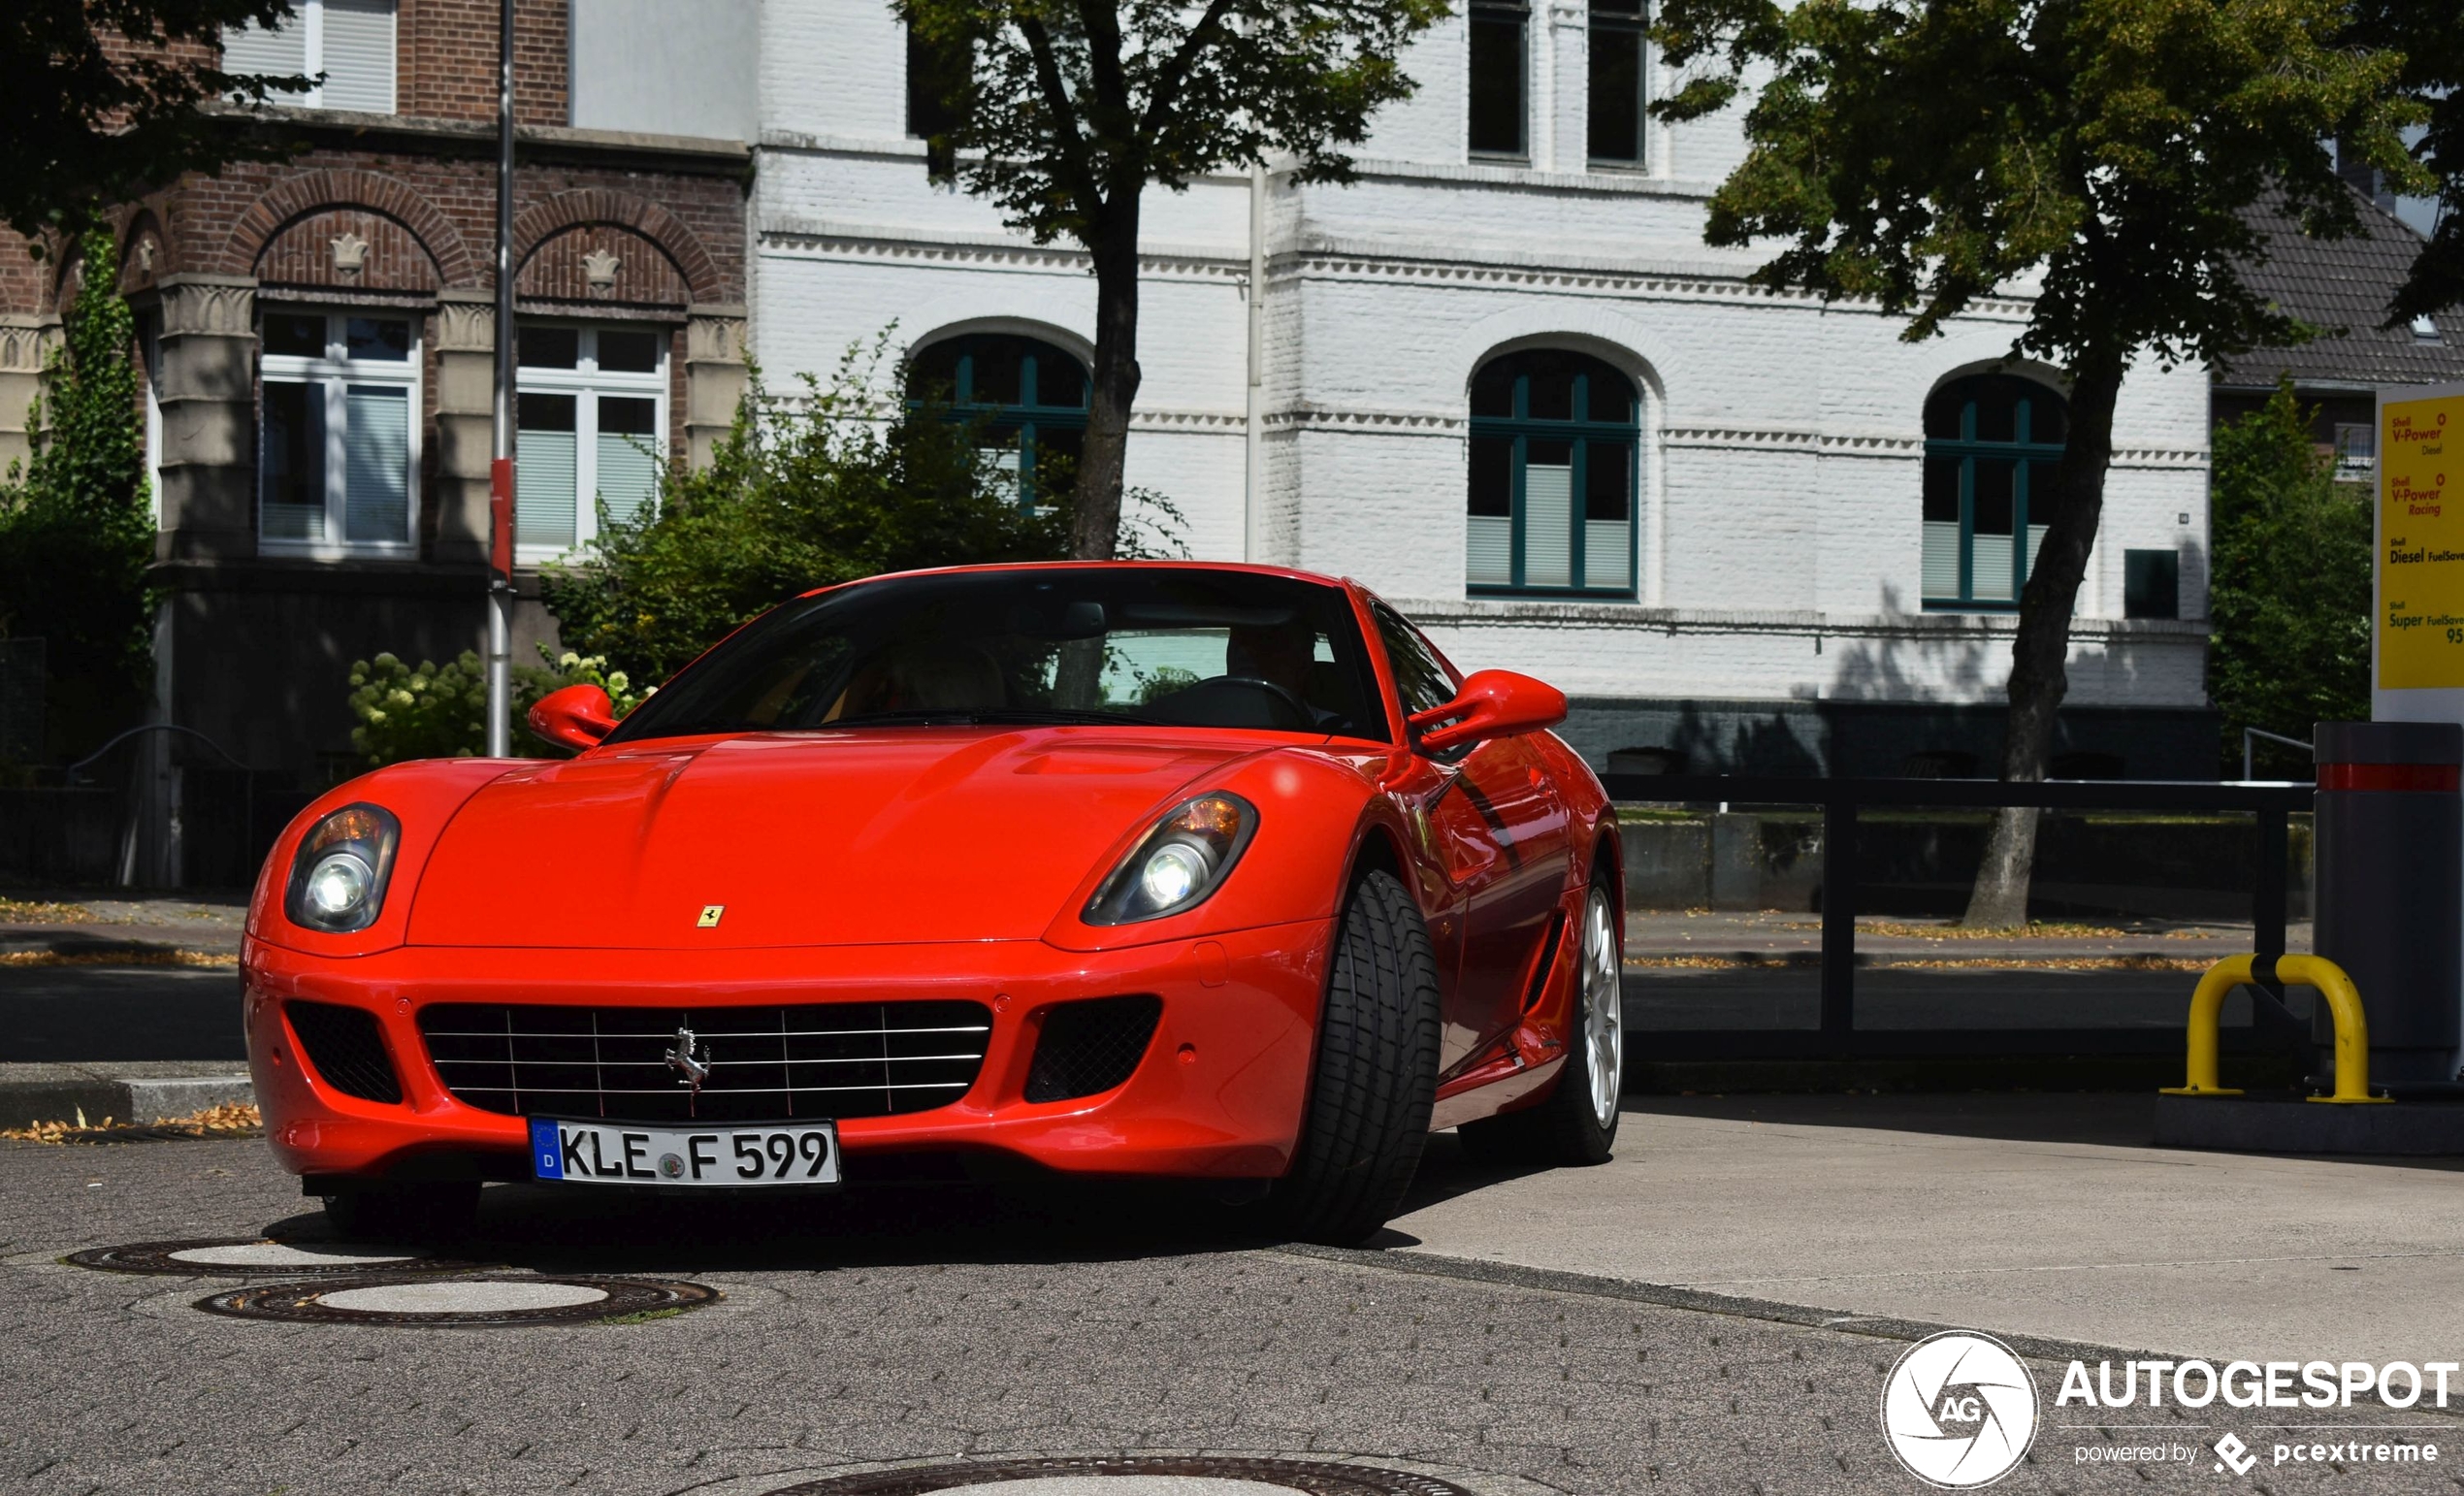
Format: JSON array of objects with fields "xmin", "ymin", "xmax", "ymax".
[{"xmin": 2379, "ymin": 386, "xmax": 2464, "ymax": 697}]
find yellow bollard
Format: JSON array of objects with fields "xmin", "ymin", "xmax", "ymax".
[
  {"xmin": 2283, "ymin": 954, "xmax": 2393, "ymax": 1105},
  {"xmin": 2160, "ymin": 953, "xmax": 2391, "ymax": 1104},
  {"xmin": 2159, "ymin": 955, "xmax": 2252, "ymax": 1097}
]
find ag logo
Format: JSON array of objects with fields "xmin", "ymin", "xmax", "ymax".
[{"xmin": 1880, "ymin": 1331, "xmax": 2039, "ymax": 1487}]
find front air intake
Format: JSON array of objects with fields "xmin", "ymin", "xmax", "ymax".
[
  {"xmin": 1024, "ymin": 995, "xmax": 1163, "ymax": 1103},
  {"xmin": 285, "ymin": 1000, "xmax": 405, "ymax": 1104}
]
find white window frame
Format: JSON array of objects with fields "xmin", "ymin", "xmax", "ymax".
[
  {"xmin": 513, "ymin": 321, "xmax": 670, "ymax": 566},
  {"xmin": 222, "ymin": 0, "xmax": 398, "ymax": 114},
  {"xmin": 256, "ymin": 308, "xmax": 423, "ymax": 560}
]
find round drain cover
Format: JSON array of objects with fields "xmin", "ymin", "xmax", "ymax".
[
  {"xmin": 195, "ymin": 1273, "xmax": 716, "ymax": 1326},
  {"xmin": 763, "ymin": 1458, "xmax": 1475, "ymax": 1496},
  {"xmin": 66, "ymin": 1238, "xmax": 485, "ymax": 1277}
]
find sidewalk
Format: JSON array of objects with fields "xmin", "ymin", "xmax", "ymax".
[{"xmin": 1394, "ymin": 1092, "xmax": 2464, "ymax": 1363}]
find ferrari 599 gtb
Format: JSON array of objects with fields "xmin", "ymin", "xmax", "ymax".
[{"xmin": 244, "ymin": 563, "xmax": 1625, "ymax": 1244}]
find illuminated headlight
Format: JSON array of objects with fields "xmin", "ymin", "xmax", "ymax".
[
  {"xmin": 1086, "ymin": 793, "xmax": 1257, "ymax": 926},
  {"xmin": 283, "ymin": 804, "xmax": 401, "ymax": 933}
]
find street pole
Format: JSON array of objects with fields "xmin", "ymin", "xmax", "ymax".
[{"xmin": 483, "ymin": 0, "xmax": 517, "ymax": 756}]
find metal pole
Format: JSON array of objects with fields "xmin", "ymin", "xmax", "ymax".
[{"xmin": 483, "ymin": 0, "xmax": 517, "ymax": 757}]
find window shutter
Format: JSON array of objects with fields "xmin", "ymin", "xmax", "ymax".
[
  {"xmin": 595, "ymin": 432, "xmax": 660, "ymax": 531},
  {"xmin": 517, "ymin": 395, "xmax": 581, "ymax": 550},
  {"xmin": 1921, "ymin": 522, "xmax": 1961, "ymax": 599},
  {"xmin": 340, "ymin": 384, "xmax": 411, "ymax": 543},
  {"xmin": 1522, "ymin": 461, "xmax": 1573, "ymax": 587},
  {"xmin": 319, "ymin": 0, "xmax": 398, "ymax": 114},
  {"xmin": 221, "ymin": 15, "xmax": 309, "ymax": 86}
]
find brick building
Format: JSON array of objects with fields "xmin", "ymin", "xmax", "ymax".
[{"xmin": 0, "ymin": 0, "xmax": 753, "ymax": 875}]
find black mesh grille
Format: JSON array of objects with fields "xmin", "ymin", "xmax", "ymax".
[
  {"xmin": 285, "ymin": 1000, "xmax": 405, "ymax": 1104},
  {"xmin": 1024, "ymin": 995, "xmax": 1162, "ymax": 1103},
  {"xmin": 418, "ymin": 1000, "xmax": 994, "ymax": 1123}
]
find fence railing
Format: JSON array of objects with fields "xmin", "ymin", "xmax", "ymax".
[{"xmin": 1599, "ymin": 773, "xmax": 2315, "ymax": 1060}]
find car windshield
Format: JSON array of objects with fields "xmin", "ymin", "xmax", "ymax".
[{"xmin": 605, "ymin": 567, "xmax": 1392, "ymax": 744}]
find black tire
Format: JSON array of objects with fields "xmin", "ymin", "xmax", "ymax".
[
  {"xmin": 321, "ymin": 1181, "xmax": 481, "ymax": 1245},
  {"xmin": 1273, "ymin": 869, "xmax": 1443, "ymax": 1246},
  {"xmin": 1456, "ymin": 880, "xmax": 1621, "ymax": 1168}
]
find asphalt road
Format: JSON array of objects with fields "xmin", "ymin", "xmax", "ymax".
[
  {"xmin": 4, "ymin": 1128, "xmax": 2451, "ymax": 1496},
  {"xmin": 0, "ymin": 965, "xmax": 245, "ymax": 1062}
]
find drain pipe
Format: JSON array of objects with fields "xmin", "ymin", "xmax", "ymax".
[{"xmin": 1244, "ymin": 161, "xmax": 1266, "ymax": 563}]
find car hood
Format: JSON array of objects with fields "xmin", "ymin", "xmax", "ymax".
[{"xmin": 405, "ymin": 729, "xmax": 1267, "ymax": 948}]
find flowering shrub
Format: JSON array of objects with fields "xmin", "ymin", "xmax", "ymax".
[{"xmin": 347, "ymin": 646, "xmax": 649, "ymax": 766}]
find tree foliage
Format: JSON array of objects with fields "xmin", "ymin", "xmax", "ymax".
[
  {"xmin": 1, "ymin": 0, "xmax": 311, "ymax": 246},
  {"xmin": 539, "ymin": 345, "xmax": 1070, "ymax": 689},
  {"xmin": 894, "ymin": 0, "xmax": 1445, "ymax": 557},
  {"xmin": 1648, "ymin": 0, "xmax": 2418, "ymax": 924},
  {"xmin": 2208, "ymin": 381, "xmax": 2369, "ymax": 777},
  {"xmin": 2347, "ymin": 0, "xmax": 2464, "ymax": 322},
  {"xmin": 0, "ymin": 231, "xmax": 155, "ymax": 762}
]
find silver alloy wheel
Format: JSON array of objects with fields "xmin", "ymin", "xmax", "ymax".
[{"xmin": 1580, "ymin": 886, "xmax": 1624, "ymax": 1129}]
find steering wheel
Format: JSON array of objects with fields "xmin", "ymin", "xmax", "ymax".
[{"xmin": 1195, "ymin": 675, "xmax": 1314, "ymax": 732}]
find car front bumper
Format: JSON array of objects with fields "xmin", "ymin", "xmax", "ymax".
[{"xmin": 242, "ymin": 921, "xmax": 1332, "ymax": 1185}]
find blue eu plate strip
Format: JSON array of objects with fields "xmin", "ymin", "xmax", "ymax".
[{"xmin": 529, "ymin": 1118, "xmax": 564, "ymax": 1180}]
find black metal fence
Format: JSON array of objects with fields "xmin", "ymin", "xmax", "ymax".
[{"xmin": 1600, "ymin": 774, "xmax": 2313, "ymax": 1060}]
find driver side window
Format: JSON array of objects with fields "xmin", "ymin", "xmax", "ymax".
[{"xmin": 1370, "ymin": 602, "xmax": 1459, "ymax": 718}]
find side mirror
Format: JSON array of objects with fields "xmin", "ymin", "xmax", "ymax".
[
  {"xmin": 1408, "ymin": 669, "xmax": 1567, "ymax": 755},
  {"xmin": 528, "ymin": 682, "xmax": 619, "ymax": 753}
]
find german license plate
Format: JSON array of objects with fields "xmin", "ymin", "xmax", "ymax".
[{"xmin": 528, "ymin": 1118, "xmax": 840, "ymax": 1187}]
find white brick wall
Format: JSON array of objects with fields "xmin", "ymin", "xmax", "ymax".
[{"xmin": 748, "ymin": 0, "xmax": 2217, "ymax": 761}]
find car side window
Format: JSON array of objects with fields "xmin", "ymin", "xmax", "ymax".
[{"xmin": 1369, "ymin": 601, "xmax": 1459, "ymax": 719}]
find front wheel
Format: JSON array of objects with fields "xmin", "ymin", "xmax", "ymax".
[
  {"xmin": 1272, "ymin": 869, "xmax": 1443, "ymax": 1246},
  {"xmin": 1458, "ymin": 881, "xmax": 1623, "ymax": 1166}
]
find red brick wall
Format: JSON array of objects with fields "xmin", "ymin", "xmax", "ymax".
[{"xmin": 402, "ymin": 0, "xmax": 569, "ymax": 126}]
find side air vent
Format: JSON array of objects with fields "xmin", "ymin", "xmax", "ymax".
[
  {"xmin": 285, "ymin": 1000, "xmax": 405, "ymax": 1104},
  {"xmin": 1024, "ymin": 994, "xmax": 1163, "ymax": 1103}
]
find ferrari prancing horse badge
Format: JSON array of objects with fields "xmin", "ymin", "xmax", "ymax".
[{"xmin": 697, "ymin": 904, "xmax": 725, "ymax": 927}]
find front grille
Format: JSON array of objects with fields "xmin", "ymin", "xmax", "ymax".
[
  {"xmin": 286, "ymin": 1000, "xmax": 405, "ymax": 1104},
  {"xmin": 418, "ymin": 1000, "xmax": 993, "ymax": 1122},
  {"xmin": 1024, "ymin": 994, "xmax": 1162, "ymax": 1103}
]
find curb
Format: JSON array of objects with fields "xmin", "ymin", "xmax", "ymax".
[{"xmin": 0, "ymin": 1063, "xmax": 253, "ymax": 1129}]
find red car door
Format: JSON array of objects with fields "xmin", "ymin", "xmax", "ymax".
[{"xmin": 1368, "ymin": 601, "xmax": 1572, "ymax": 1073}]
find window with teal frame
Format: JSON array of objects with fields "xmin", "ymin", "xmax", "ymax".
[
  {"xmin": 1922, "ymin": 374, "xmax": 2068, "ymax": 610},
  {"xmin": 1467, "ymin": 348, "xmax": 1639, "ymax": 597},
  {"xmin": 906, "ymin": 333, "xmax": 1089, "ymax": 507}
]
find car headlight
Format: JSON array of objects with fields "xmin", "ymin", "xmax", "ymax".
[
  {"xmin": 1085, "ymin": 793, "xmax": 1257, "ymax": 926},
  {"xmin": 283, "ymin": 803, "xmax": 401, "ymax": 933}
]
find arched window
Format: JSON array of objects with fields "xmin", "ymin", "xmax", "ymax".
[
  {"xmin": 906, "ymin": 333, "xmax": 1089, "ymax": 506},
  {"xmin": 1922, "ymin": 374, "xmax": 2067, "ymax": 608},
  {"xmin": 1467, "ymin": 348, "xmax": 1640, "ymax": 597}
]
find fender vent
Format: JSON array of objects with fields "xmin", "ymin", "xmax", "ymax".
[
  {"xmin": 1024, "ymin": 995, "xmax": 1162, "ymax": 1103},
  {"xmin": 285, "ymin": 1000, "xmax": 405, "ymax": 1104}
]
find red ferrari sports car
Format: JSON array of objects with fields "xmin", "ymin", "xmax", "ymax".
[{"xmin": 243, "ymin": 562, "xmax": 1624, "ymax": 1245}]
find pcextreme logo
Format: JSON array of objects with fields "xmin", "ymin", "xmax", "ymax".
[{"xmin": 1880, "ymin": 1331, "xmax": 2042, "ymax": 1488}]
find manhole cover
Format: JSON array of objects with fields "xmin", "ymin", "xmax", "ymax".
[
  {"xmin": 194, "ymin": 1273, "xmax": 717, "ymax": 1326},
  {"xmin": 66, "ymin": 1238, "xmax": 487, "ymax": 1277},
  {"xmin": 762, "ymin": 1457, "xmax": 1475, "ymax": 1496}
]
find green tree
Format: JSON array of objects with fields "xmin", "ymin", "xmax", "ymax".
[
  {"xmin": 895, "ymin": 0, "xmax": 1445, "ymax": 558},
  {"xmin": 540, "ymin": 346, "xmax": 1069, "ymax": 688},
  {"xmin": 2347, "ymin": 0, "xmax": 2462, "ymax": 323},
  {"xmin": 1650, "ymin": 0, "xmax": 2420, "ymax": 925},
  {"xmin": 2208, "ymin": 380, "xmax": 2369, "ymax": 778},
  {"xmin": 2, "ymin": 0, "xmax": 310, "ymax": 246},
  {"xmin": 0, "ymin": 230, "xmax": 155, "ymax": 761}
]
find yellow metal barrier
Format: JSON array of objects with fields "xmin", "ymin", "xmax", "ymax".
[{"xmin": 2160, "ymin": 953, "xmax": 2390, "ymax": 1105}]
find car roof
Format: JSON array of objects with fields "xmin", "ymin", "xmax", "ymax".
[{"xmin": 794, "ymin": 559, "xmax": 1360, "ymax": 601}]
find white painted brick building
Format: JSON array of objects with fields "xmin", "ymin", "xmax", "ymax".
[{"xmin": 747, "ymin": 0, "xmax": 2218, "ymax": 777}]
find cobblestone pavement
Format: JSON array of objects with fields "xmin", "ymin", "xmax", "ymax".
[{"xmin": 3, "ymin": 1134, "xmax": 2455, "ymax": 1496}]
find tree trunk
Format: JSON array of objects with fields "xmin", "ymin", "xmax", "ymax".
[
  {"xmin": 1961, "ymin": 345, "xmax": 2127, "ymax": 928},
  {"xmin": 1070, "ymin": 196, "xmax": 1143, "ymax": 560}
]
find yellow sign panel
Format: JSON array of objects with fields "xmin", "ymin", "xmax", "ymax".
[{"xmin": 2379, "ymin": 392, "xmax": 2464, "ymax": 689}]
